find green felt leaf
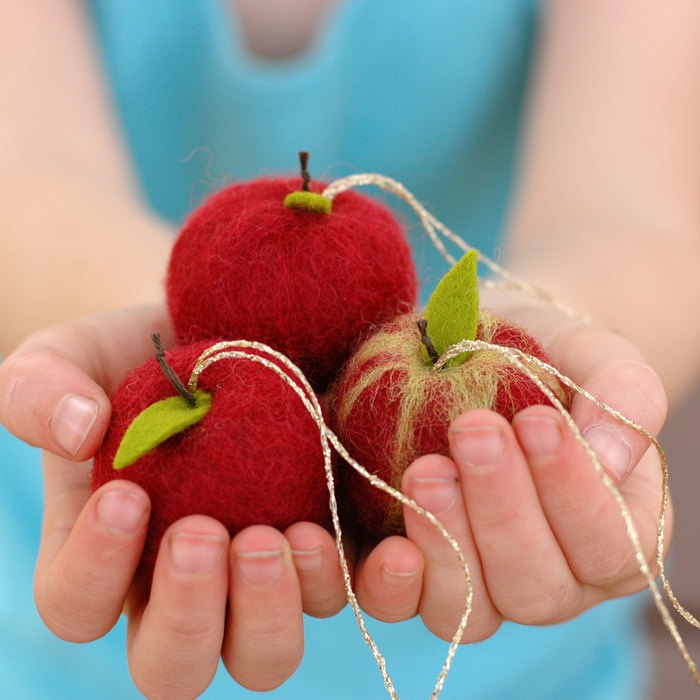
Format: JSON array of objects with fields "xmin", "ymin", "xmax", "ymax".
[
  {"xmin": 422, "ymin": 250, "xmax": 480, "ymax": 367},
  {"xmin": 113, "ymin": 389, "xmax": 213, "ymax": 470}
]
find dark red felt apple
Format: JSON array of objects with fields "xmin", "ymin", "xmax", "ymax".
[
  {"xmin": 166, "ymin": 154, "xmax": 417, "ymax": 391},
  {"xmin": 92, "ymin": 335, "xmax": 330, "ymax": 580},
  {"xmin": 330, "ymin": 251, "xmax": 571, "ymax": 537}
]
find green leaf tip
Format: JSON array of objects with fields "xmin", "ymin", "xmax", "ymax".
[
  {"xmin": 284, "ymin": 191, "xmax": 333, "ymax": 214},
  {"xmin": 113, "ymin": 388, "xmax": 213, "ymax": 470},
  {"xmin": 421, "ymin": 250, "xmax": 480, "ymax": 367}
]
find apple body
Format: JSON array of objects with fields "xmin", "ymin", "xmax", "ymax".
[
  {"xmin": 92, "ymin": 340, "xmax": 331, "ymax": 580},
  {"xmin": 166, "ymin": 177, "xmax": 417, "ymax": 391},
  {"xmin": 330, "ymin": 311, "xmax": 570, "ymax": 537}
]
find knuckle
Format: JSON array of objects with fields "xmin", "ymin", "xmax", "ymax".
[
  {"xmin": 157, "ymin": 604, "xmax": 222, "ymax": 644},
  {"xmin": 428, "ymin": 610, "xmax": 502, "ymax": 644},
  {"xmin": 0, "ymin": 352, "xmax": 32, "ymax": 433},
  {"xmin": 225, "ymin": 645, "xmax": 302, "ymax": 692},
  {"xmin": 130, "ymin": 669, "xmax": 208, "ymax": 700},
  {"xmin": 497, "ymin": 580, "xmax": 580, "ymax": 626},
  {"xmin": 572, "ymin": 530, "xmax": 657, "ymax": 593},
  {"xmin": 35, "ymin": 581, "xmax": 110, "ymax": 643}
]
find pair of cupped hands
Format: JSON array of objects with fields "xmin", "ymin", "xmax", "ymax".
[{"xmin": 0, "ymin": 299, "xmax": 667, "ymax": 699}]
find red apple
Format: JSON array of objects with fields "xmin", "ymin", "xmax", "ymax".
[
  {"xmin": 329, "ymin": 252, "xmax": 571, "ymax": 538},
  {"xmin": 92, "ymin": 337, "xmax": 331, "ymax": 580},
  {"xmin": 166, "ymin": 157, "xmax": 417, "ymax": 391}
]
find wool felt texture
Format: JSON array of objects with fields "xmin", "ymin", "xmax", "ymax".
[
  {"xmin": 166, "ymin": 177, "xmax": 418, "ymax": 392},
  {"xmin": 92, "ymin": 340, "xmax": 331, "ymax": 581},
  {"xmin": 331, "ymin": 311, "xmax": 571, "ymax": 537}
]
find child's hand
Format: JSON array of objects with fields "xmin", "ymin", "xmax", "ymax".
[
  {"xmin": 0, "ymin": 302, "xmax": 670, "ymax": 686},
  {"xmin": 0, "ymin": 307, "xmax": 347, "ymax": 697},
  {"xmin": 350, "ymin": 307, "xmax": 669, "ymax": 642}
]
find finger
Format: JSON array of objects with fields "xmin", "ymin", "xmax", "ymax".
[
  {"xmin": 284, "ymin": 521, "xmax": 347, "ymax": 618},
  {"xmin": 127, "ymin": 515, "xmax": 229, "ymax": 700},
  {"xmin": 548, "ymin": 322, "xmax": 667, "ymax": 482},
  {"xmin": 0, "ymin": 305, "xmax": 172, "ymax": 460},
  {"xmin": 449, "ymin": 410, "xmax": 583, "ymax": 624},
  {"xmin": 223, "ymin": 525, "xmax": 304, "ymax": 692},
  {"xmin": 34, "ymin": 453, "xmax": 149, "ymax": 642},
  {"xmin": 402, "ymin": 454, "xmax": 501, "ymax": 642},
  {"xmin": 479, "ymin": 298, "xmax": 667, "ymax": 481},
  {"xmin": 353, "ymin": 535, "xmax": 424, "ymax": 623},
  {"xmin": 513, "ymin": 405, "xmax": 663, "ymax": 594}
]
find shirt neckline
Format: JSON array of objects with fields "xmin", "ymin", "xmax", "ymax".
[{"xmin": 206, "ymin": 0, "xmax": 359, "ymax": 85}]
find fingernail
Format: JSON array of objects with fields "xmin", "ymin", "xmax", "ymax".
[
  {"xmin": 450, "ymin": 425, "xmax": 504, "ymax": 469},
  {"xmin": 410, "ymin": 477, "xmax": 458, "ymax": 515},
  {"xmin": 382, "ymin": 564, "xmax": 420, "ymax": 590},
  {"xmin": 291, "ymin": 547, "xmax": 324, "ymax": 573},
  {"xmin": 515, "ymin": 415, "xmax": 562, "ymax": 458},
  {"xmin": 583, "ymin": 425, "xmax": 632, "ymax": 480},
  {"xmin": 51, "ymin": 395, "xmax": 98, "ymax": 457},
  {"xmin": 170, "ymin": 533, "xmax": 226, "ymax": 575},
  {"xmin": 236, "ymin": 549, "xmax": 284, "ymax": 586},
  {"xmin": 96, "ymin": 489, "xmax": 148, "ymax": 536}
]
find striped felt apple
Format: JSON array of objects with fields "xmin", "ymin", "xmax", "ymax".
[{"xmin": 330, "ymin": 251, "xmax": 571, "ymax": 537}]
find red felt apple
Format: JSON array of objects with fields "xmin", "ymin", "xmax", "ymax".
[
  {"xmin": 166, "ymin": 154, "xmax": 417, "ymax": 391},
  {"xmin": 92, "ymin": 336, "xmax": 330, "ymax": 581},
  {"xmin": 330, "ymin": 251, "xmax": 571, "ymax": 537}
]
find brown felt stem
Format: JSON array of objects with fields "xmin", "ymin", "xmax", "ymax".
[
  {"xmin": 299, "ymin": 151, "xmax": 311, "ymax": 191},
  {"xmin": 151, "ymin": 333, "xmax": 198, "ymax": 406},
  {"xmin": 417, "ymin": 319, "xmax": 440, "ymax": 364}
]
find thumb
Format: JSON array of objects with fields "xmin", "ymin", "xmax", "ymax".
[
  {"xmin": 0, "ymin": 305, "xmax": 172, "ymax": 461},
  {"xmin": 548, "ymin": 322, "xmax": 667, "ymax": 482}
]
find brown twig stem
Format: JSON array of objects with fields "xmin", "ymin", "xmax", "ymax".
[
  {"xmin": 299, "ymin": 151, "xmax": 311, "ymax": 191},
  {"xmin": 417, "ymin": 320, "xmax": 440, "ymax": 364},
  {"xmin": 151, "ymin": 333, "xmax": 197, "ymax": 406}
]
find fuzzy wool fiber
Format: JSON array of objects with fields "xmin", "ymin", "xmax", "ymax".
[
  {"xmin": 166, "ymin": 177, "xmax": 418, "ymax": 391},
  {"xmin": 331, "ymin": 311, "xmax": 571, "ymax": 537},
  {"xmin": 92, "ymin": 340, "xmax": 331, "ymax": 581}
]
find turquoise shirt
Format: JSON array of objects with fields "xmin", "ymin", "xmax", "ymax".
[
  {"xmin": 1, "ymin": 1, "xmax": 649, "ymax": 697},
  {"xmin": 89, "ymin": 0, "xmax": 539, "ymax": 295}
]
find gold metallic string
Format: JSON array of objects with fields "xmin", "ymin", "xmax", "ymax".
[
  {"xmin": 177, "ymin": 174, "xmax": 699, "ymax": 696},
  {"xmin": 323, "ymin": 173, "xmax": 700, "ymax": 688},
  {"xmin": 187, "ymin": 340, "xmax": 472, "ymax": 700},
  {"xmin": 322, "ymin": 174, "xmax": 590, "ymax": 323},
  {"xmin": 439, "ymin": 340, "xmax": 699, "ymax": 684}
]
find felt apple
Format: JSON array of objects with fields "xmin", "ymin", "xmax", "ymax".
[
  {"xmin": 330, "ymin": 251, "xmax": 571, "ymax": 537},
  {"xmin": 92, "ymin": 335, "xmax": 330, "ymax": 580},
  {"xmin": 166, "ymin": 153, "xmax": 417, "ymax": 391}
]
